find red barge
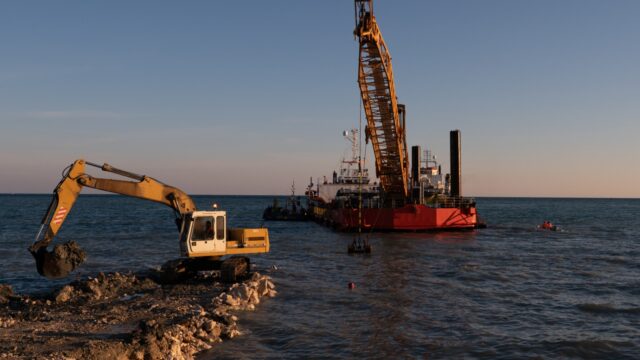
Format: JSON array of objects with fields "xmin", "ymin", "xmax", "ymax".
[
  {"xmin": 307, "ymin": 1, "xmax": 479, "ymax": 232},
  {"xmin": 321, "ymin": 205, "xmax": 477, "ymax": 232},
  {"xmin": 306, "ymin": 129, "xmax": 478, "ymax": 232}
]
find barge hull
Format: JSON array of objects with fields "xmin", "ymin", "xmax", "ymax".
[{"xmin": 312, "ymin": 204, "xmax": 477, "ymax": 231}]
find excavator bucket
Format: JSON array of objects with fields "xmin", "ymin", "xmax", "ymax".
[{"xmin": 32, "ymin": 241, "xmax": 86, "ymax": 279}]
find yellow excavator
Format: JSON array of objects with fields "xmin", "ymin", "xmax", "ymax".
[{"xmin": 30, "ymin": 159, "xmax": 269, "ymax": 281}]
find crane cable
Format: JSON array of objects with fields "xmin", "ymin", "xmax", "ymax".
[{"xmin": 348, "ymin": 69, "xmax": 371, "ymax": 254}]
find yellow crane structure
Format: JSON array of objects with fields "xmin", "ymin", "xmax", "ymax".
[
  {"xmin": 354, "ymin": 0, "xmax": 409, "ymax": 201},
  {"xmin": 30, "ymin": 159, "xmax": 269, "ymax": 281}
]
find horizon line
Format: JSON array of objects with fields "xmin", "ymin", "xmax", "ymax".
[{"xmin": 1, "ymin": 193, "xmax": 638, "ymax": 200}]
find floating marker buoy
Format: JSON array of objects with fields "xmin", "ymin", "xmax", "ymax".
[
  {"xmin": 348, "ymin": 237, "xmax": 372, "ymax": 254},
  {"xmin": 348, "ymin": 282, "xmax": 356, "ymax": 289}
]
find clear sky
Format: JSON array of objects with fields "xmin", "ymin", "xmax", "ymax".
[{"xmin": 1, "ymin": 1, "xmax": 638, "ymax": 197}]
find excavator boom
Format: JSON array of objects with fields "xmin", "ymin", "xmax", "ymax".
[
  {"xmin": 355, "ymin": 0, "xmax": 409, "ymax": 199},
  {"xmin": 30, "ymin": 159, "xmax": 197, "ymax": 278}
]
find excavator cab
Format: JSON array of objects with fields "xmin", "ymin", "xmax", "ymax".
[
  {"xmin": 179, "ymin": 211, "xmax": 228, "ymax": 257},
  {"xmin": 175, "ymin": 210, "xmax": 269, "ymax": 282}
]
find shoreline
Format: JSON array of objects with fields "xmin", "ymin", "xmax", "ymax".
[{"xmin": 0, "ymin": 270, "xmax": 276, "ymax": 359}]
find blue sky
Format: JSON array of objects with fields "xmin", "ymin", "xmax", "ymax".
[{"xmin": 1, "ymin": 1, "xmax": 638, "ymax": 197}]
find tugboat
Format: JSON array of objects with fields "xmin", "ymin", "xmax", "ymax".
[{"xmin": 262, "ymin": 182, "xmax": 309, "ymax": 221}]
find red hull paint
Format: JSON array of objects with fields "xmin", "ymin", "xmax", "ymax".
[{"xmin": 318, "ymin": 204, "xmax": 477, "ymax": 231}]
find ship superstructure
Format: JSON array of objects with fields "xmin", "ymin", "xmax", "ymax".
[{"xmin": 312, "ymin": 129, "xmax": 377, "ymax": 206}]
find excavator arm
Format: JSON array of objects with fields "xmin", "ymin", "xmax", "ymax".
[{"xmin": 30, "ymin": 159, "xmax": 197, "ymax": 278}]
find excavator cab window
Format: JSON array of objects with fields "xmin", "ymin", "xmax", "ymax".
[
  {"xmin": 216, "ymin": 215, "xmax": 225, "ymax": 240},
  {"xmin": 191, "ymin": 216, "xmax": 215, "ymax": 241},
  {"xmin": 180, "ymin": 216, "xmax": 192, "ymax": 243}
]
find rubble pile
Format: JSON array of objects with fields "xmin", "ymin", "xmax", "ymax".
[
  {"xmin": 0, "ymin": 272, "xmax": 277, "ymax": 359},
  {"xmin": 214, "ymin": 272, "xmax": 278, "ymax": 311},
  {"xmin": 127, "ymin": 273, "xmax": 277, "ymax": 360},
  {"xmin": 130, "ymin": 309, "xmax": 224, "ymax": 359}
]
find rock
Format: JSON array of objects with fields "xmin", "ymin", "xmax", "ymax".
[
  {"xmin": 226, "ymin": 327, "xmax": 242, "ymax": 339},
  {"xmin": 196, "ymin": 329, "xmax": 209, "ymax": 340},
  {"xmin": 255, "ymin": 276, "xmax": 275, "ymax": 297},
  {"xmin": 203, "ymin": 320, "xmax": 215, "ymax": 332},
  {"xmin": 0, "ymin": 316, "xmax": 16, "ymax": 328},
  {"xmin": 0, "ymin": 284, "xmax": 13, "ymax": 304},
  {"xmin": 224, "ymin": 294, "xmax": 239, "ymax": 307},
  {"xmin": 249, "ymin": 291, "xmax": 260, "ymax": 305},
  {"xmin": 55, "ymin": 285, "xmax": 75, "ymax": 303},
  {"xmin": 168, "ymin": 337, "xmax": 184, "ymax": 360},
  {"xmin": 204, "ymin": 320, "xmax": 222, "ymax": 338},
  {"xmin": 86, "ymin": 280, "xmax": 103, "ymax": 299},
  {"xmin": 233, "ymin": 284, "xmax": 249, "ymax": 300}
]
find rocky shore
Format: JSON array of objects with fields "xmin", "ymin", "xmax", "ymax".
[{"xmin": 0, "ymin": 270, "xmax": 276, "ymax": 359}]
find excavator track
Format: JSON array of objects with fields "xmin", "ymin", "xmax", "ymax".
[
  {"xmin": 156, "ymin": 256, "xmax": 250, "ymax": 284},
  {"xmin": 220, "ymin": 256, "xmax": 250, "ymax": 283}
]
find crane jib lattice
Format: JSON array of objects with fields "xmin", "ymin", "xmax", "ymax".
[{"xmin": 354, "ymin": 0, "xmax": 409, "ymax": 199}]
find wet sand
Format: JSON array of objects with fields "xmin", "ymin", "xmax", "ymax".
[{"xmin": 0, "ymin": 270, "xmax": 276, "ymax": 359}]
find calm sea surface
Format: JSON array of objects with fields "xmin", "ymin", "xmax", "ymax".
[{"xmin": 1, "ymin": 195, "xmax": 639, "ymax": 359}]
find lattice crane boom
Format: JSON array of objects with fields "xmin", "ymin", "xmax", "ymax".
[{"xmin": 354, "ymin": 0, "xmax": 409, "ymax": 199}]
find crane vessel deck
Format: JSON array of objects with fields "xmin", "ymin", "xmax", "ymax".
[{"xmin": 306, "ymin": 130, "xmax": 477, "ymax": 231}]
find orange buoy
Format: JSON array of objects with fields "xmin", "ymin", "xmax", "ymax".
[{"xmin": 348, "ymin": 282, "xmax": 356, "ymax": 289}]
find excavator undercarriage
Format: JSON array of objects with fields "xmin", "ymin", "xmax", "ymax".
[{"xmin": 157, "ymin": 256, "xmax": 251, "ymax": 284}]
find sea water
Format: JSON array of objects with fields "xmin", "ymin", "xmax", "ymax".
[{"xmin": 1, "ymin": 195, "xmax": 638, "ymax": 358}]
